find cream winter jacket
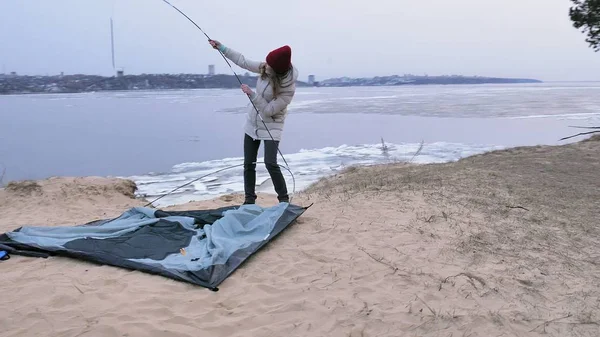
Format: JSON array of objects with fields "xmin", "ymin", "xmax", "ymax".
[{"xmin": 220, "ymin": 45, "xmax": 299, "ymax": 142}]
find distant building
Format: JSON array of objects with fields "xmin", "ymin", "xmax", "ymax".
[
  {"xmin": 308, "ymin": 75, "xmax": 315, "ymax": 85},
  {"xmin": 208, "ymin": 65, "xmax": 215, "ymax": 75},
  {"xmin": 116, "ymin": 69, "xmax": 124, "ymax": 77}
]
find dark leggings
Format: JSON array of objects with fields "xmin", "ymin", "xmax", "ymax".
[{"xmin": 243, "ymin": 134, "xmax": 289, "ymax": 203}]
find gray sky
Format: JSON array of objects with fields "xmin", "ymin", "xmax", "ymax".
[{"xmin": 1, "ymin": 0, "xmax": 599, "ymax": 81}]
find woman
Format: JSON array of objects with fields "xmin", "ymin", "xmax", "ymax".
[{"xmin": 209, "ymin": 39, "xmax": 299, "ymax": 205}]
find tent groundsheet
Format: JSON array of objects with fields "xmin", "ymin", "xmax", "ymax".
[{"xmin": 0, "ymin": 202, "xmax": 308, "ymax": 290}]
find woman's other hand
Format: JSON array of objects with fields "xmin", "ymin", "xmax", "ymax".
[{"xmin": 241, "ymin": 84, "xmax": 253, "ymax": 96}]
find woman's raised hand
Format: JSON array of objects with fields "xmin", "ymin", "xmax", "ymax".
[{"xmin": 208, "ymin": 40, "xmax": 221, "ymax": 50}]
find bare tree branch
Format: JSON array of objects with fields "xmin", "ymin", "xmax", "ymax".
[
  {"xmin": 568, "ymin": 126, "xmax": 600, "ymax": 129},
  {"xmin": 409, "ymin": 140, "xmax": 425, "ymax": 163},
  {"xmin": 560, "ymin": 130, "xmax": 600, "ymax": 141}
]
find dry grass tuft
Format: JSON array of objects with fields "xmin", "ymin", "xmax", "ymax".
[
  {"xmin": 113, "ymin": 179, "xmax": 137, "ymax": 198},
  {"xmin": 62, "ymin": 178, "xmax": 138, "ymax": 199},
  {"xmin": 583, "ymin": 133, "xmax": 600, "ymax": 142},
  {"xmin": 0, "ymin": 166, "xmax": 5, "ymax": 188},
  {"xmin": 6, "ymin": 180, "xmax": 43, "ymax": 196}
]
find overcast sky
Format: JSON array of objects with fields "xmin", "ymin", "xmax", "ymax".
[{"xmin": 1, "ymin": 0, "xmax": 599, "ymax": 81}]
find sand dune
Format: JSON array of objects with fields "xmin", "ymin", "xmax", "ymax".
[{"xmin": 1, "ymin": 136, "xmax": 599, "ymax": 337}]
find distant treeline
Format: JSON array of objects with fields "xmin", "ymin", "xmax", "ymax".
[
  {"xmin": 0, "ymin": 73, "xmax": 312, "ymax": 95},
  {"xmin": 318, "ymin": 75, "xmax": 542, "ymax": 87},
  {"xmin": 0, "ymin": 73, "xmax": 542, "ymax": 95}
]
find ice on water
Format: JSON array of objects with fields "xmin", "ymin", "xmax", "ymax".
[{"xmin": 129, "ymin": 141, "xmax": 504, "ymax": 207}]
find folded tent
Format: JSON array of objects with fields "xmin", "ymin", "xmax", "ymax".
[{"xmin": 0, "ymin": 202, "xmax": 309, "ymax": 291}]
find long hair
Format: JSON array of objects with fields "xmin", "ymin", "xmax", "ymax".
[{"xmin": 260, "ymin": 63, "xmax": 292, "ymax": 98}]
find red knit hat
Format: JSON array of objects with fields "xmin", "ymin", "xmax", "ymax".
[{"xmin": 266, "ymin": 45, "xmax": 292, "ymax": 74}]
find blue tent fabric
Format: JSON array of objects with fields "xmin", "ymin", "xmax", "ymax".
[{"xmin": 0, "ymin": 203, "xmax": 308, "ymax": 290}]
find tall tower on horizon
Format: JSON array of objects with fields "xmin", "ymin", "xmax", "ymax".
[
  {"xmin": 110, "ymin": 18, "xmax": 116, "ymax": 71},
  {"xmin": 208, "ymin": 65, "xmax": 215, "ymax": 76}
]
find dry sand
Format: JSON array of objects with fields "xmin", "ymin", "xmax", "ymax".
[{"xmin": 1, "ymin": 136, "xmax": 599, "ymax": 337}]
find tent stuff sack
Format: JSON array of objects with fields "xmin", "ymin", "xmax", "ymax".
[{"xmin": 0, "ymin": 203, "xmax": 308, "ymax": 290}]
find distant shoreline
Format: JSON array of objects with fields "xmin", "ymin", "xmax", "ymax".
[{"xmin": 0, "ymin": 73, "xmax": 542, "ymax": 95}]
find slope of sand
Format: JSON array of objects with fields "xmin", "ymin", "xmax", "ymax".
[{"xmin": 1, "ymin": 136, "xmax": 599, "ymax": 337}]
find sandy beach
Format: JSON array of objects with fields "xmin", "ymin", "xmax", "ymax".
[{"xmin": 1, "ymin": 135, "xmax": 599, "ymax": 337}]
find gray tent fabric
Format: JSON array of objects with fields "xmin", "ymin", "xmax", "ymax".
[
  {"xmin": 129, "ymin": 203, "xmax": 288, "ymax": 271},
  {"xmin": 0, "ymin": 202, "xmax": 308, "ymax": 290},
  {"xmin": 6, "ymin": 207, "xmax": 174, "ymax": 248}
]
